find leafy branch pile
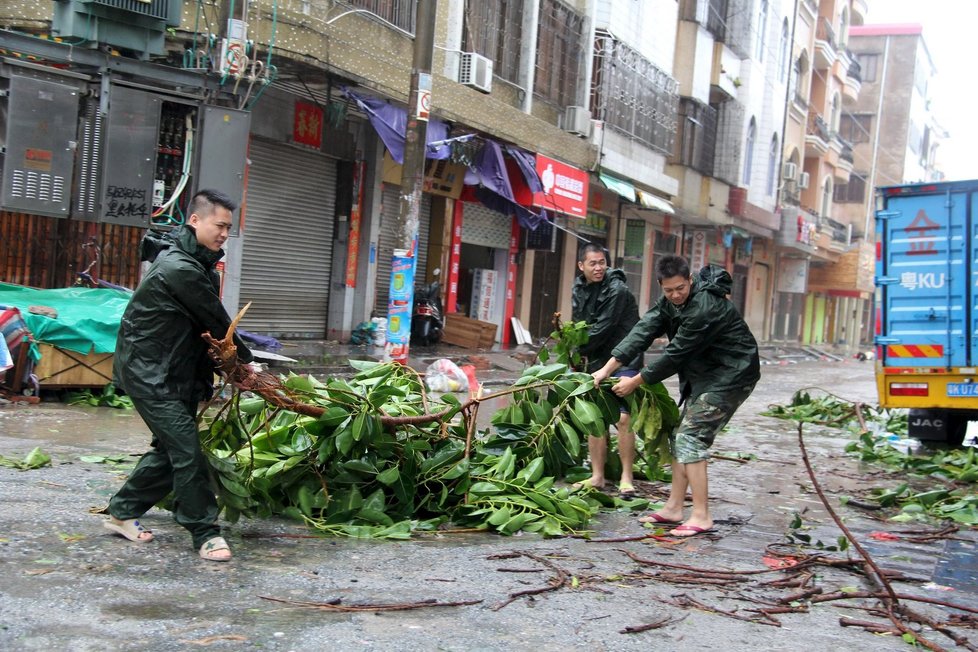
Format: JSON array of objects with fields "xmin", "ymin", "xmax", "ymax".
[
  {"xmin": 193, "ymin": 310, "xmax": 679, "ymax": 538},
  {"xmin": 763, "ymin": 389, "xmax": 977, "ymax": 526},
  {"xmin": 202, "ymin": 356, "xmax": 677, "ymax": 539}
]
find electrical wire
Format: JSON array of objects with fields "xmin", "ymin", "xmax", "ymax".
[{"xmin": 152, "ymin": 114, "xmax": 195, "ymax": 221}]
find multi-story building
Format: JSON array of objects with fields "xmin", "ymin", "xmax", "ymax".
[{"xmin": 775, "ymin": 0, "xmax": 870, "ymax": 351}]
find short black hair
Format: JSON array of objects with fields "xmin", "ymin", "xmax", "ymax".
[
  {"xmin": 577, "ymin": 243, "xmax": 607, "ymax": 264},
  {"xmin": 656, "ymin": 255, "xmax": 690, "ymax": 282},
  {"xmin": 188, "ymin": 189, "xmax": 236, "ymax": 219}
]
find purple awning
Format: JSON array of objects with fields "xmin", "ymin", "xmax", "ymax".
[{"xmin": 345, "ymin": 89, "xmax": 450, "ymax": 164}]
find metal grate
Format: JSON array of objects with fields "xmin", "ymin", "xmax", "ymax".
[
  {"xmin": 462, "ymin": 0, "xmax": 523, "ymax": 83},
  {"xmin": 75, "ymin": 97, "xmax": 103, "ymax": 219},
  {"xmin": 345, "ymin": 0, "xmax": 416, "ymax": 33},
  {"xmin": 674, "ymin": 97, "xmax": 717, "ymax": 176},
  {"xmin": 713, "ymin": 99, "xmax": 745, "ymax": 186},
  {"xmin": 534, "ymin": 0, "xmax": 584, "ymax": 107},
  {"xmin": 592, "ymin": 31, "xmax": 678, "ymax": 156},
  {"xmin": 91, "ymin": 0, "xmax": 171, "ymax": 20}
]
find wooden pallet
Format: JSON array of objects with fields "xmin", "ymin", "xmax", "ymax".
[
  {"xmin": 34, "ymin": 343, "xmax": 113, "ymax": 388},
  {"xmin": 442, "ymin": 313, "xmax": 497, "ymax": 349}
]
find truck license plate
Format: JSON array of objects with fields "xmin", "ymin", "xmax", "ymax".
[{"xmin": 947, "ymin": 383, "xmax": 978, "ymax": 397}]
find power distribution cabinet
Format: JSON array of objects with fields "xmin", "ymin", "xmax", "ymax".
[
  {"xmin": 99, "ymin": 84, "xmax": 161, "ymax": 227},
  {"xmin": 0, "ymin": 61, "xmax": 85, "ymax": 217},
  {"xmin": 194, "ymin": 105, "xmax": 250, "ymax": 235}
]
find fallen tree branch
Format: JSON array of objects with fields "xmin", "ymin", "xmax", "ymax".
[{"xmin": 620, "ymin": 614, "xmax": 687, "ymax": 634}]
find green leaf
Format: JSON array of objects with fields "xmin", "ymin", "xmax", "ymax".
[
  {"xmin": 469, "ymin": 481, "xmax": 504, "ymax": 495},
  {"xmin": 377, "ymin": 465, "xmax": 401, "ymax": 486}
]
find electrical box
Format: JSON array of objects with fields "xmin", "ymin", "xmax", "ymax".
[
  {"xmin": 98, "ymin": 84, "xmax": 161, "ymax": 227},
  {"xmin": 459, "ymin": 52, "xmax": 493, "ymax": 94},
  {"xmin": 0, "ymin": 61, "xmax": 85, "ymax": 218},
  {"xmin": 194, "ymin": 105, "xmax": 251, "ymax": 236}
]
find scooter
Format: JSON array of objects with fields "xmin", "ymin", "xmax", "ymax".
[{"xmin": 411, "ymin": 269, "xmax": 443, "ymax": 346}]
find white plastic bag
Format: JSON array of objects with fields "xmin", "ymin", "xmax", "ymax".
[{"xmin": 425, "ymin": 358, "xmax": 469, "ymax": 393}]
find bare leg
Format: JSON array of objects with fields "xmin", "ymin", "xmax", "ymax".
[
  {"xmin": 617, "ymin": 413, "xmax": 635, "ymax": 488},
  {"xmin": 583, "ymin": 434, "xmax": 608, "ymax": 487},
  {"xmin": 677, "ymin": 460, "xmax": 711, "ymax": 531},
  {"xmin": 649, "ymin": 458, "xmax": 688, "ymax": 522}
]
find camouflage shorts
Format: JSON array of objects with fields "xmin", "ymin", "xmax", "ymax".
[{"xmin": 671, "ymin": 384, "xmax": 756, "ymax": 464}]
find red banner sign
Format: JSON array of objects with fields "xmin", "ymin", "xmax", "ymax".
[
  {"xmin": 345, "ymin": 161, "xmax": 366, "ymax": 287},
  {"xmin": 293, "ymin": 100, "xmax": 323, "ymax": 149},
  {"xmin": 533, "ymin": 154, "xmax": 588, "ymax": 218}
]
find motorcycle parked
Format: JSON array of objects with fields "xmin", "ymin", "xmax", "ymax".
[{"xmin": 411, "ymin": 270, "xmax": 443, "ymax": 346}]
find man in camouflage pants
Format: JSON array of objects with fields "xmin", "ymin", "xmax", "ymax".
[{"xmin": 591, "ymin": 255, "xmax": 759, "ymax": 537}]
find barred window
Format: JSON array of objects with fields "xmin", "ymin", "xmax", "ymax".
[
  {"xmin": 856, "ymin": 53, "xmax": 879, "ymax": 82},
  {"xmin": 462, "ymin": 0, "xmax": 523, "ymax": 83},
  {"xmin": 839, "ymin": 114, "xmax": 872, "ymax": 144},
  {"xmin": 534, "ymin": 0, "xmax": 584, "ymax": 107},
  {"xmin": 674, "ymin": 97, "xmax": 717, "ymax": 176},
  {"xmin": 833, "ymin": 174, "xmax": 867, "ymax": 203},
  {"xmin": 347, "ymin": 0, "xmax": 416, "ymax": 33},
  {"xmin": 592, "ymin": 31, "xmax": 679, "ymax": 154}
]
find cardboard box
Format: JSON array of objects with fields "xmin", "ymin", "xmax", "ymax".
[{"xmin": 442, "ymin": 313, "xmax": 497, "ymax": 349}]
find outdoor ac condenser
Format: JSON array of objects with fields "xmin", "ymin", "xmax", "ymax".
[
  {"xmin": 563, "ymin": 106, "xmax": 592, "ymax": 137},
  {"xmin": 798, "ymin": 171, "xmax": 811, "ymax": 189},
  {"xmin": 459, "ymin": 52, "xmax": 493, "ymax": 94},
  {"xmin": 782, "ymin": 161, "xmax": 798, "ymax": 180}
]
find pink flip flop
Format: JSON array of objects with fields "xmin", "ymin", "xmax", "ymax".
[
  {"xmin": 639, "ymin": 512, "xmax": 681, "ymax": 525},
  {"xmin": 669, "ymin": 524, "xmax": 716, "ymax": 538}
]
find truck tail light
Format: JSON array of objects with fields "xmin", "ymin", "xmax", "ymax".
[{"xmin": 889, "ymin": 383, "xmax": 928, "ymax": 397}]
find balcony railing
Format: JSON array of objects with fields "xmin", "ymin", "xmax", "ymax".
[
  {"xmin": 840, "ymin": 142, "xmax": 854, "ymax": 164},
  {"xmin": 816, "ymin": 17, "xmax": 836, "ymax": 51},
  {"xmin": 846, "ymin": 52, "xmax": 861, "ymax": 82},
  {"xmin": 807, "ymin": 111, "xmax": 830, "ymax": 141}
]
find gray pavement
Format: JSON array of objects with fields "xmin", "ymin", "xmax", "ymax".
[{"xmin": 0, "ymin": 357, "xmax": 975, "ymax": 651}]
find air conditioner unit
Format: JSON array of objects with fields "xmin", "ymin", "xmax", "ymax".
[
  {"xmin": 458, "ymin": 52, "xmax": 493, "ymax": 94},
  {"xmin": 563, "ymin": 106, "xmax": 592, "ymax": 137},
  {"xmin": 782, "ymin": 162, "xmax": 798, "ymax": 180},
  {"xmin": 798, "ymin": 171, "xmax": 811, "ymax": 189}
]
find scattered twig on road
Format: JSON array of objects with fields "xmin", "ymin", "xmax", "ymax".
[
  {"xmin": 620, "ymin": 614, "xmax": 687, "ymax": 634},
  {"xmin": 258, "ymin": 595, "xmax": 482, "ymax": 612},
  {"xmin": 490, "ymin": 551, "xmax": 571, "ymax": 611}
]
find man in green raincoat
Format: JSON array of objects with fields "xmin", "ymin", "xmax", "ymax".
[
  {"xmin": 592, "ymin": 255, "xmax": 759, "ymax": 538},
  {"xmin": 570, "ymin": 243, "xmax": 641, "ymax": 497},
  {"xmin": 103, "ymin": 189, "xmax": 252, "ymax": 561}
]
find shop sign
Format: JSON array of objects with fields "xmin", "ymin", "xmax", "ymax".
[
  {"xmin": 293, "ymin": 100, "xmax": 323, "ymax": 149},
  {"xmin": 533, "ymin": 154, "xmax": 588, "ymax": 218}
]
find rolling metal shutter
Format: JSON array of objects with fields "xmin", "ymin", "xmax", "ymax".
[
  {"xmin": 239, "ymin": 137, "xmax": 337, "ymax": 335},
  {"xmin": 461, "ymin": 203, "xmax": 512, "ymax": 249},
  {"xmin": 374, "ymin": 185, "xmax": 431, "ymax": 315}
]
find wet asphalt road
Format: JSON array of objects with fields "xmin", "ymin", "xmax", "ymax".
[{"xmin": 0, "ymin": 358, "xmax": 975, "ymax": 651}]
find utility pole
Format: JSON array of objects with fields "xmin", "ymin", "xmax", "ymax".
[{"xmin": 385, "ymin": 0, "xmax": 437, "ymax": 364}]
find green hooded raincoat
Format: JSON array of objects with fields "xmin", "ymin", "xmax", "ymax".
[
  {"xmin": 571, "ymin": 267, "xmax": 640, "ymax": 373},
  {"xmin": 611, "ymin": 265, "xmax": 759, "ymax": 400}
]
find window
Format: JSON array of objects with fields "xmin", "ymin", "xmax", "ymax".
[
  {"xmin": 838, "ymin": 7, "xmax": 849, "ymax": 48},
  {"xmin": 347, "ymin": 0, "xmax": 416, "ymax": 33},
  {"xmin": 743, "ymin": 118, "xmax": 756, "ymax": 186},
  {"xmin": 593, "ymin": 31, "xmax": 679, "ymax": 154},
  {"xmin": 839, "ymin": 114, "xmax": 872, "ymax": 144},
  {"xmin": 767, "ymin": 134, "xmax": 778, "ymax": 196},
  {"xmin": 675, "ymin": 97, "xmax": 718, "ymax": 175},
  {"xmin": 755, "ymin": 0, "xmax": 769, "ymax": 61},
  {"xmin": 830, "ymin": 93, "xmax": 841, "ymax": 132},
  {"xmin": 834, "ymin": 174, "xmax": 867, "ymax": 203},
  {"xmin": 534, "ymin": 0, "xmax": 585, "ymax": 106},
  {"xmin": 462, "ymin": 0, "xmax": 524, "ymax": 83},
  {"xmin": 821, "ymin": 177, "xmax": 833, "ymax": 218},
  {"xmin": 778, "ymin": 20, "xmax": 790, "ymax": 83},
  {"xmin": 856, "ymin": 53, "xmax": 879, "ymax": 82}
]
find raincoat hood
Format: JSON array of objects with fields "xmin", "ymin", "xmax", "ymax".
[{"xmin": 697, "ymin": 264, "xmax": 733, "ymax": 297}]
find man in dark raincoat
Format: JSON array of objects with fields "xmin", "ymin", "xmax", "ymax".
[
  {"xmin": 103, "ymin": 189, "xmax": 252, "ymax": 561},
  {"xmin": 570, "ymin": 243, "xmax": 640, "ymax": 497},
  {"xmin": 592, "ymin": 255, "xmax": 759, "ymax": 537}
]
